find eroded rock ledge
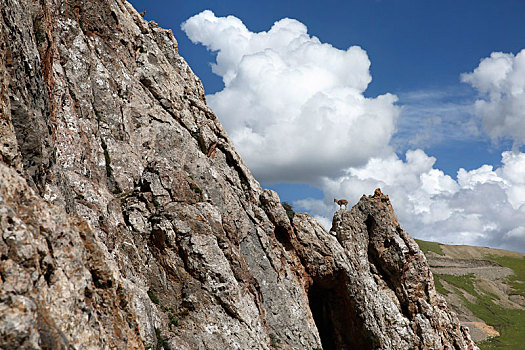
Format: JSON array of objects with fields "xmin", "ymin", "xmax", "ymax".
[
  {"xmin": 0, "ymin": 0, "xmax": 477, "ymax": 348},
  {"xmin": 261, "ymin": 189, "xmax": 478, "ymax": 349}
]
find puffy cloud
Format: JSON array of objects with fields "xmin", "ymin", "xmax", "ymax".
[
  {"xmin": 182, "ymin": 11, "xmax": 399, "ymax": 182},
  {"xmin": 461, "ymin": 49, "xmax": 525, "ymax": 146},
  {"xmin": 297, "ymin": 150, "xmax": 525, "ymax": 252},
  {"xmin": 183, "ymin": 11, "xmax": 525, "ymax": 252}
]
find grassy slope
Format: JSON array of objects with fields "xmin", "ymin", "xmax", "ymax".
[{"xmin": 415, "ymin": 239, "xmax": 525, "ymax": 349}]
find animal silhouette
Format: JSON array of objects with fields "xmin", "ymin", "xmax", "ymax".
[{"xmin": 334, "ymin": 198, "xmax": 348, "ymax": 210}]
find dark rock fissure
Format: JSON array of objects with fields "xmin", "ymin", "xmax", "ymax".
[
  {"xmin": 308, "ymin": 274, "xmax": 373, "ymax": 350},
  {"xmin": 308, "ymin": 283, "xmax": 337, "ymax": 350},
  {"xmin": 274, "ymin": 225, "xmax": 293, "ymax": 251}
]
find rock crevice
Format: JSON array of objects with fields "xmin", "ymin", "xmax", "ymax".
[{"xmin": 0, "ymin": 1, "xmax": 477, "ymax": 349}]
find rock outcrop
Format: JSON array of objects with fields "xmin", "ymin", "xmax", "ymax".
[
  {"xmin": 260, "ymin": 189, "xmax": 478, "ymax": 349},
  {"xmin": 0, "ymin": 0, "xmax": 477, "ymax": 349}
]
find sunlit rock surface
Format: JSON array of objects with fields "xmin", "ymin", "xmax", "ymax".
[{"xmin": 0, "ymin": 0, "xmax": 476, "ymax": 349}]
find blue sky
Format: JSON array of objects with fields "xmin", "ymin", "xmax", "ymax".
[
  {"xmin": 130, "ymin": 0, "xmax": 524, "ymax": 176},
  {"xmin": 129, "ymin": 0, "xmax": 525, "ymax": 94},
  {"xmin": 129, "ymin": 0, "xmax": 525, "ymax": 252}
]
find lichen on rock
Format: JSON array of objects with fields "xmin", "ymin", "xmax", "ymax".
[{"xmin": 0, "ymin": 0, "xmax": 477, "ymax": 349}]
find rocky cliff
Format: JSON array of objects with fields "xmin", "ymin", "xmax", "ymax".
[{"xmin": 0, "ymin": 0, "xmax": 477, "ymax": 349}]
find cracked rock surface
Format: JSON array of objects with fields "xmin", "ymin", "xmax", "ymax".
[{"xmin": 0, "ymin": 0, "xmax": 477, "ymax": 349}]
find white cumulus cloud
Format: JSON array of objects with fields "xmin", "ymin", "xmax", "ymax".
[
  {"xmin": 461, "ymin": 49, "xmax": 525, "ymax": 146},
  {"xmin": 182, "ymin": 10, "xmax": 400, "ymax": 182},
  {"xmin": 298, "ymin": 150, "xmax": 525, "ymax": 252},
  {"xmin": 183, "ymin": 12, "xmax": 525, "ymax": 252}
]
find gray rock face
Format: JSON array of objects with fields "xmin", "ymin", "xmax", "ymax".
[
  {"xmin": 0, "ymin": 162, "xmax": 143, "ymax": 349},
  {"xmin": 325, "ymin": 190, "xmax": 478, "ymax": 349},
  {"xmin": 258, "ymin": 188, "xmax": 478, "ymax": 349},
  {"xmin": 0, "ymin": 0, "xmax": 477, "ymax": 349}
]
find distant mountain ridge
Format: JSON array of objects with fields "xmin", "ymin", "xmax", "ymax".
[{"xmin": 416, "ymin": 239, "xmax": 525, "ymax": 349}]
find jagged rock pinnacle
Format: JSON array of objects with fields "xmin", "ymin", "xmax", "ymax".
[{"xmin": 0, "ymin": 1, "xmax": 477, "ymax": 349}]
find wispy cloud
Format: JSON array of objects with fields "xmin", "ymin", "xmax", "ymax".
[{"xmin": 393, "ymin": 86, "xmax": 482, "ymax": 151}]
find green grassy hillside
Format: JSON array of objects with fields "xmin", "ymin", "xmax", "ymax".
[{"xmin": 415, "ymin": 239, "xmax": 525, "ymax": 349}]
